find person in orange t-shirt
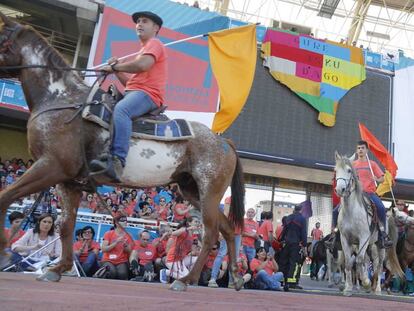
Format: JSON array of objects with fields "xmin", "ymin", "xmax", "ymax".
[
  {"xmin": 159, "ymin": 217, "xmax": 200, "ymax": 283},
  {"xmin": 130, "ymin": 231, "xmax": 156, "ymax": 281},
  {"xmin": 73, "ymin": 226, "xmax": 100, "ymax": 276},
  {"xmin": 258, "ymin": 211, "xmax": 274, "ymax": 252},
  {"xmin": 242, "ymin": 208, "xmax": 259, "ymax": 263},
  {"xmin": 97, "ymin": 216, "xmax": 133, "ymax": 280},
  {"xmin": 353, "ymin": 140, "xmax": 392, "ymax": 248},
  {"xmin": 250, "ymin": 247, "xmax": 283, "ymax": 290},
  {"xmin": 90, "ymin": 11, "xmax": 167, "ymax": 182}
]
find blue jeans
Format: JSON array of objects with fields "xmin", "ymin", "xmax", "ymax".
[
  {"xmin": 10, "ymin": 251, "xmax": 38, "ymax": 270},
  {"xmin": 111, "ymin": 90, "xmax": 158, "ymax": 164},
  {"xmin": 368, "ymin": 193, "xmax": 386, "ymax": 227},
  {"xmin": 211, "ymin": 239, "xmax": 228, "ymax": 280},
  {"xmin": 210, "ymin": 234, "xmax": 241, "ymax": 282},
  {"xmin": 255, "ymin": 270, "xmax": 284, "ymax": 290},
  {"xmin": 77, "ymin": 252, "xmax": 99, "ymax": 277},
  {"xmin": 243, "ymin": 245, "xmax": 256, "ymax": 263}
]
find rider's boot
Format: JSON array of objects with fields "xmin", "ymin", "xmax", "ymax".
[
  {"xmin": 89, "ymin": 155, "xmax": 124, "ymax": 183},
  {"xmin": 378, "ymin": 225, "xmax": 393, "ymax": 249}
]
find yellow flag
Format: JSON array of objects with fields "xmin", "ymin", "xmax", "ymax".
[
  {"xmin": 376, "ymin": 170, "xmax": 393, "ymax": 197},
  {"xmin": 210, "ymin": 25, "xmax": 257, "ymax": 133}
]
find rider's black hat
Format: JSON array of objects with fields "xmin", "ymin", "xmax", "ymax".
[{"xmin": 132, "ymin": 11, "xmax": 163, "ymax": 28}]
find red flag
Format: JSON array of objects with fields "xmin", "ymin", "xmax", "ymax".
[
  {"xmin": 332, "ymin": 174, "xmax": 340, "ymax": 207},
  {"xmin": 358, "ymin": 123, "xmax": 398, "ymax": 178}
]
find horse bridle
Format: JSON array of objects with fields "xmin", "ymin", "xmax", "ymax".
[
  {"xmin": 0, "ymin": 23, "xmax": 24, "ymax": 54},
  {"xmin": 335, "ymin": 174, "xmax": 354, "ymax": 197}
]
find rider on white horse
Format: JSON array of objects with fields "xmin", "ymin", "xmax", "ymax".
[
  {"xmin": 332, "ymin": 141, "xmax": 393, "ymax": 248},
  {"xmin": 90, "ymin": 11, "xmax": 166, "ymax": 182},
  {"xmin": 353, "ymin": 140, "xmax": 393, "ymax": 249}
]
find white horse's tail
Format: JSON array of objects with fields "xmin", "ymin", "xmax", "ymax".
[{"xmin": 386, "ymin": 216, "xmax": 405, "ymax": 280}]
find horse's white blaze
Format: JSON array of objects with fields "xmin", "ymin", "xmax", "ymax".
[
  {"xmin": 48, "ymin": 77, "xmax": 66, "ymax": 96},
  {"xmin": 121, "ymin": 140, "xmax": 184, "ymax": 186},
  {"xmin": 21, "ymin": 45, "xmax": 43, "ymax": 65}
]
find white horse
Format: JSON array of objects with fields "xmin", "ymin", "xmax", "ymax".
[{"xmin": 334, "ymin": 152, "xmax": 385, "ymax": 296}]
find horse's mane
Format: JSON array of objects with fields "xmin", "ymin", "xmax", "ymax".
[{"xmin": 22, "ymin": 25, "xmax": 85, "ymax": 85}]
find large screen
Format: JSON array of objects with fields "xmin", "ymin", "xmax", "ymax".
[{"xmin": 224, "ymin": 54, "xmax": 391, "ymax": 169}]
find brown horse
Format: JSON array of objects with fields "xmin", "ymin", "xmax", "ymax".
[
  {"xmin": 0, "ymin": 14, "xmax": 245, "ymax": 291},
  {"xmin": 392, "ymin": 209, "xmax": 414, "ymax": 272}
]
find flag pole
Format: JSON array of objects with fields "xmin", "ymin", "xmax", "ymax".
[
  {"xmin": 389, "ymin": 183, "xmax": 397, "ymax": 206},
  {"xmin": 365, "ymin": 154, "xmax": 378, "ymax": 187},
  {"xmin": 90, "ymin": 33, "xmax": 209, "ymax": 69},
  {"xmin": 90, "ymin": 23, "xmax": 260, "ymax": 70}
]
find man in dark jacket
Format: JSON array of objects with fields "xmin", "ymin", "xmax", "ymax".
[{"xmin": 278, "ymin": 204, "xmax": 307, "ymax": 291}]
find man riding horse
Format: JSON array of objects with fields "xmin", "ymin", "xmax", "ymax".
[
  {"xmin": 90, "ymin": 11, "xmax": 166, "ymax": 182},
  {"xmin": 353, "ymin": 140, "xmax": 392, "ymax": 248}
]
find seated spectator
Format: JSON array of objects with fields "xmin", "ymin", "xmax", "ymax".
[
  {"xmin": 200, "ymin": 242, "xmax": 228, "ymax": 286},
  {"xmin": 234, "ymin": 248, "xmax": 252, "ymax": 288},
  {"xmin": 146, "ymin": 187, "xmax": 158, "ymax": 199},
  {"xmin": 4, "ymin": 211, "xmax": 25, "ymax": 249},
  {"xmin": 115, "ymin": 204, "xmax": 129, "ymax": 218},
  {"xmin": 159, "ymin": 217, "xmax": 200, "ymax": 283},
  {"xmin": 5, "ymin": 170, "xmax": 15, "ymax": 186},
  {"xmin": 0, "ymin": 175, "xmax": 6, "ymax": 191},
  {"xmin": 137, "ymin": 201, "xmax": 155, "ymax": 219},
  {"xmin": 152, "ymin": 224, "xmax": 172, "ymax": 272},
  {"xmin": 138, "ymin": 192, "xmax": 148, "ymax": 205},
  {"xmin": 73, "ymin": 226, "xmax": 100, "ymax": 277},
  {"xmin": 154, "ymin": 197, "xmax": 171, "ymax": 221},
  {"xmin": 172, "ymin": 197, "xmax": 192, "ymax": 222},
  {"xmin": 250, "ymin": 247, "xmax": 283, "ymax": 291},
  {"xmin": 94, "ymin": 215, "xmax": 133, "ymax": 280},
  {"xmin": 80, "ymin": 193, "xmax": 97, "ymax": 212},
  {"xmin": 130, "ymin": 231, "xmax": 156, "ymax": 282},
  {"xmin": 11, "ymin": 213, "xmax": 61, "ymax": 271}
]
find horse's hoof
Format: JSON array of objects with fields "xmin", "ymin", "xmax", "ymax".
[
  {"xmin": 362, "ymin": 280, "xmax": 371, "ymax": 290},
  {"xmin": 36, "ymin": 270, "xmax": 61, "ymax": 282},
  {"xmin": 343, "ymin": 290, "xmax": 352, "ymax": 297},
  {"xmin": 169, "ymin": 280, "xmax": 187, "ymax": 291},
  {"xmin": 374, "ymin": 290, "xmax": 382, "ymax": 296},
  {"xmin": 339, "ymin": 284, "xmax": 345, "ymax": 292},
  {"xmin": 234, "ymin": 278, "xmax": 244, "ymax": 291}
]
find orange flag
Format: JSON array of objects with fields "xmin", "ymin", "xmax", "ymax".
[{"xmin": 358, "ymin": 123, "xmax": 398, "ymax": 178}]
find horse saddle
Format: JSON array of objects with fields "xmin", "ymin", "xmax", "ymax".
[
  {"xmin": 82, "ymin": 84, "xmax": 194, "ymax": 141},
  {"xmin": 362, "ymin": 194, "xmax": 379, "ymax": 225}
]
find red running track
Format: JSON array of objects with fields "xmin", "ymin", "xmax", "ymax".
[{"xmin": 0, "ymin": 273, "xmax": 412, "ymax": 311}]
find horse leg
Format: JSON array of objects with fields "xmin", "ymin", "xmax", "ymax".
[
  {"xmin": 340, "ymin": 240, "xmax": 354, "ymax": 296},
  {"xmin": 0, "ymin": 159, "xmax": 65, "ymax": 267},
  {"xmin": 37, "ymin": 183, "xmax": 81, "ymax": 282},
  {"xmin": 217, "ymin": 211, "xmax": 243, "ymax": 290},
  {"xmin": 372, "ymin": 246, "xmax": 385, "ymax": 295},
  {"xmin": 170, "ymin": 196, "xmax": 220, "ymax": 291},
  {"xmin": 356, "ymin": 242, "xmax": 371, "ymax": 291}
]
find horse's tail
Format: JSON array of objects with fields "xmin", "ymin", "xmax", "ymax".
[
  {"xmin": 227, "ymin": 140, "xmax": 245, "ymax": 231},
  {"xmin": 386, "ymin": 216, "xmax": 405, "ymax": 280}
]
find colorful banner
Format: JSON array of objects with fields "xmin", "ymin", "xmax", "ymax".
[
  {"xmin": 261, "ymin": 29, "xmax": 366, "ymax": 126},
  {"xmin": 0, "ymin": 79, "xmax": 28, "ymax": 112}
]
